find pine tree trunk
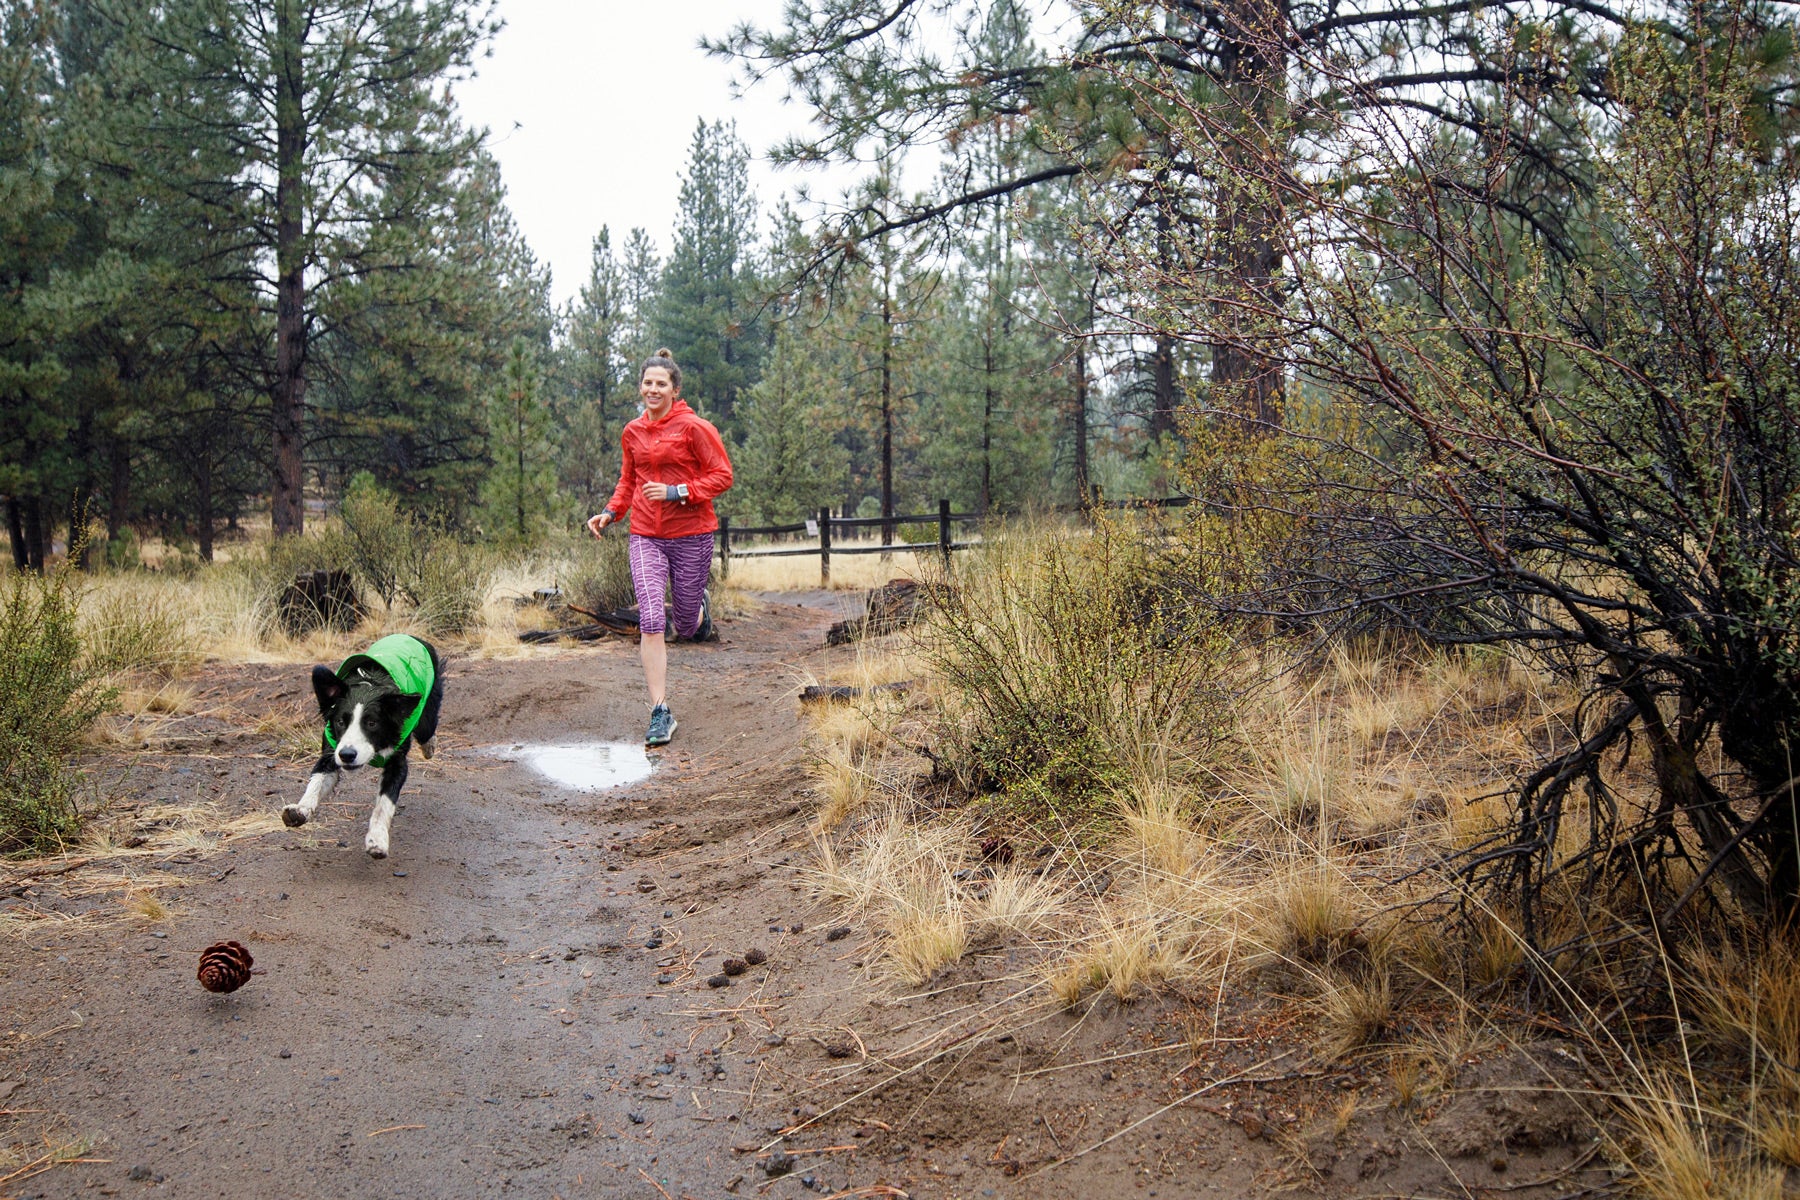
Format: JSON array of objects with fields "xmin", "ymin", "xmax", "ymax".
[
  {"xmin": 271, "ymin": 0, "xmax": 308, "ymax": 538},
  {"xmin": 107, "ymin": 437, "xmax": 130, "ymax": 542},
  {"xmin": 1212, "ymin": 0, "xmax": 1288, "ymax": 427},
  {"xmin": 1150, "ymin": 334, "xmax": 1176, "ymax": 439},
  {"xmin": 22, "ymin": 495, "xmax": 45, "ymax": 571},
  {"xmin": 880, "ymin": 258, "xmax": 895, "ymax": 549},
  {"xmin": 196, "ymin": 454, "xmax": 215, "ymax": 563},
  {"xmin": 6, "ymin": 498, "xmax": 25, "ymax": 570},
  {"xmin": 1073, "ymin": 337, "xmax": 1090, "ymax": 505},
  {"xmin": 981, "ymin": 374, "xmax": 994, "ymax": 515},
  {"xmin": 68, "ymin": 410, "xmax": 95, "ymax": 568}
]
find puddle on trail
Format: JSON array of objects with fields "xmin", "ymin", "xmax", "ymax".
[{"xmin": 482, "ymin": 741, "xmax": 655, "ymax": 792}]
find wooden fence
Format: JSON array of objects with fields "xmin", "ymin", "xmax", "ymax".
[{"xmin": 715, "ymin": 491, "xmax": 1193, "ymax": 585}]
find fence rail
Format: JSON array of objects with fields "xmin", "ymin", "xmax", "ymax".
[{"xmin": 714, "ymin": 489, "xmax": 1193, "ymax": 585}]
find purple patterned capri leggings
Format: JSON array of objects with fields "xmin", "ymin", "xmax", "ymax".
[{"xmin": 628, "ymin": 532, "xmax": 714, "ymax": 637}]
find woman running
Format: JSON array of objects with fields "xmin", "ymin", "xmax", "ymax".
[{"xmin": 587, "ymin": 349, "xmax": 733, "ymax": 746}]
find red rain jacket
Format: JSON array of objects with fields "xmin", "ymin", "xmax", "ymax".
[{"xmin": 603, "ymin": 399, "xmax": 734, "ymax": 539}]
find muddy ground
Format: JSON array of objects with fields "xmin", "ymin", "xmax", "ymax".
[{"xmin": 0, "ymin": 594, "xmax": 1612, "ymax": 1199}]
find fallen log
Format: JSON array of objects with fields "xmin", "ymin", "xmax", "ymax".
[
  {"xmin": 826, "ymin": 579, "xmax": 930, "ymax": 646},
  {"xmin": 518, "ymin": 623, "xmax": 613, "ymax": 643},
  {"xmin": 798, "ymin": 681, "xmax": 914, "ymax": 705}
]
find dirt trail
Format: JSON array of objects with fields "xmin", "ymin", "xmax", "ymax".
[{"xmin": 0, "ymin": 596, "xmax": 1605, "ymax": 1199}]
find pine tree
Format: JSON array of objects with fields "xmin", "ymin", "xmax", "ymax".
[
  {"xmin": 88, "ymin": 0, "xmax": 501, "ymax": 537},
  {"xmin": 731, "ymin": 323, "xmax": 848, "ymax": 524},
  {"xmin": 308, "ymin": 150, "xmax": 552, "ymax": 526},
  {"xmin": 480, "ymin": 340, "xmax": 560, "ymax": 545},
  {"xmin": 658, "ymin": 120, "xmax": 763, "ymax": 423},
  {"xmin": 619, "ymin": 227, "xmax": 661, "ymax": 361},
  {"xmin": 826, "ymin": 162, "xmax": 938, "ymax": 533},
  {"xmin": 932, "ymin": 0, "xmax": 1056, "ymax": 514},
  {"xmin": 0, "ymin": 0, "xmax": 75, "ymax": 568},
  {"xmin": 551, "ymin": 229, "xmax": 627, "ymax": 511}
]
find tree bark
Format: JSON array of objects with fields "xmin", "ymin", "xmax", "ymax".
[
  {"xmin": 1149, "ymin": 334, "xmax": 1177, "ymax": 439},
  {"xmin": 107, "ymin": 437, "xmax": 130, "ymax": 542},
  {"xmin": 21, "ymin": 495, "xmax": 45, "ymax": 571},
  {"xmin": 980, "ymin": 349, "xmax": 994, "ymax": 516},
  {"xmin": 271, "ymin": 0, "xmax": 308, "ymax": 538},
  {"xmin": 196, "ymin": 452, "xmax": 215, "ymax": 563},
  {"xmin": 1072, "ymin": 336, "xmax": 1090, "ymax": 505},
  {"xmin": 1211, "ymin": 0, "xmax": 1288, "ymax": 428},
  {"xmin": 7, "ymin": 498, "xmax": 25, "ymax": 570},
  {"xmin": 880, "ymin": 248, "xmax": 895, "ymax": 549}
]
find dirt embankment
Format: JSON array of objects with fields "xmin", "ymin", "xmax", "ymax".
[{"xmin": 0, "ymin": 596, "xmax": 1607, "ymax": 1199}]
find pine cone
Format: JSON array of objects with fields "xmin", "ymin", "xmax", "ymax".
[{"xmin": 197, "ymin": 940, "xmax": 254, "ymax": 993}]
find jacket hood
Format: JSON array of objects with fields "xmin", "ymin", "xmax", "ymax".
[{"xmin": 644, "ymin": 398, "xmax": 696, "ymax": 423}]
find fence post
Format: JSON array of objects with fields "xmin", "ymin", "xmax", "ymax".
[
  {"xmin": 1088, "ymin": 483, "xmax": 1103, "ymax": 524},
  {"xmin": 819, "ymin": 506, "xmax": 832, "ymax": 587},
  {"xmin": 717, "ymin": 516, "xmax": 730, "ymax": 581},
  {"xmin": 938, "ymin": 498, "xmax": 951, "ymax": 567}
]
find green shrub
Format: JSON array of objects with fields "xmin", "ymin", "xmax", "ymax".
[
  {"xmin": 919, "ymin": 527, "xmax": 1232, "ymax": 827},
  {"xmin": 562, "ymin": 533, "xmax": 636, "ymax": 614},
  {"xmin": 411, "ymin": 539, "xmax": 492, "ymax": 636},
  {"xmin": 338, "ymin": 472, "xmax": 421, "ymax": 609},
  {"xmin": 104, "ymin": 529, "xmax": 141, "ymax": 570},
  {"xmin": 255, "ymin": 528, "xmax": 362, "ymax": 635},
  {"xmin": 0, "ymin": 567, "xmax": 116, "ymax": 854}
]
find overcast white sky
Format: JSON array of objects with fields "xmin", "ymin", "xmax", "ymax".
[{"xmin": 454, "ymin": 0, "xmax": 860, "ymax": 307}]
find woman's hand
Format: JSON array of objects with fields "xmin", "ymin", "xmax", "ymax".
[
  {"xmin": 586, "ymin": 512, "xmax": 613, "ymax": 538},
  {"xmin": 640, "ymin": 481, "xmax": 677, "ymax": 504}
]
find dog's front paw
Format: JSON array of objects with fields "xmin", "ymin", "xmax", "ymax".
[
  {"xmin": 364, "ymin": 834, "xmax": 389, "ymax": 859},
  {"xmin": 281, "ymin": 805, "xmax": 309, "ymax": 828}
]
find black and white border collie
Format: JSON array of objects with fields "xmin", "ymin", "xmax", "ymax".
[{"xmin": 282, "ymin": 636, "xmax": 444, "ymax": 859}]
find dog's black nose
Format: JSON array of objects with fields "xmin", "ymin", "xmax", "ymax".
[{"xmin": 337, "ymin": 748, "xmax": 358, "ymax": 766}]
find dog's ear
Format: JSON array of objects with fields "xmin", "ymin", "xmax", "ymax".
[{"xmin": 312, "ymin": 666, "xmax": 347, "ymax": 712}]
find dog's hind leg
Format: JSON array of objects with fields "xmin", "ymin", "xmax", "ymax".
[
  {"xmin": 283, "ymin": 748, "xmax": 339, "ymax": 827},
  {"xmin": 365, "ymin": 754, "xmax": 409, "ymax": 859},
  {"xmin": 415, "ymin": 648, "xmax": 444, "ymax": 760}
]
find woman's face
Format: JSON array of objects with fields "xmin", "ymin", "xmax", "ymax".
[{"xmin": 640, "ymin": 367, "xmax": 677, "ymax": 415}]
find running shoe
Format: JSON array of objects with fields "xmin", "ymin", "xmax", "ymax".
[
  {"xmin": 646, "ymin": 703, "xmax": 678, "ymax": 746},
  {"xmin": 694, "ymin": 589, "xmax": 714, "ymax": 642}
]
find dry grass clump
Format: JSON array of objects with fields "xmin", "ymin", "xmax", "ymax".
[
  {"xmin": 121, "ymin": 888, "xmax": 172, "ymax": 923},
  {"xmin": 801, "ymin": 646, "xmax": 923, "ymax": 830},
  {"xmin": 1615, "ymin": 1079, "xmax": 1786, "ymax": 1200},
  {"xmin": 76, "ymin": 800, "xmax": 282, "ymax": 862},
  {"xmin": 975, "ymin": 866, "xmax": 1062, "ymax": 938},
  {"xmin": 887, "ymin": 882, "xmax": 971, "ymax": 986},
  {"xmin": 810, "ymin": 806, "xmax": 974, "ymax": 984},
  {"xmin": 1754, "ymin": 1101, "xmax": 1800, "ymax": 1168},
  {"xmin": 1686, "ymin": 936, "xmax": 1800, "ymax": 1099},
  {"xmin": 1259, "ymin": 716, "xmax": 1347, "ymax": 830},
  {"xmin": 1318, "ymin": 970, "xmax": 1394, "ymax": 1058},
  {"xmin": 1253, "ymin": 862, "xmax": 1365, "ymax": 969},
  {"xmin": 812, "ymin": 735, "xmax": 880, "ymax": 830},
  {"xmin": 1118, "ymin": 781, "xmax": 1206, "ymax": 880},
  {"xmin": 1051, "ymin": 912, "xmax": 1184, "ymax": 1005},
  {"xmin": 722, "ymin": 544, "xmax": 926, "ymax": 592}
]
